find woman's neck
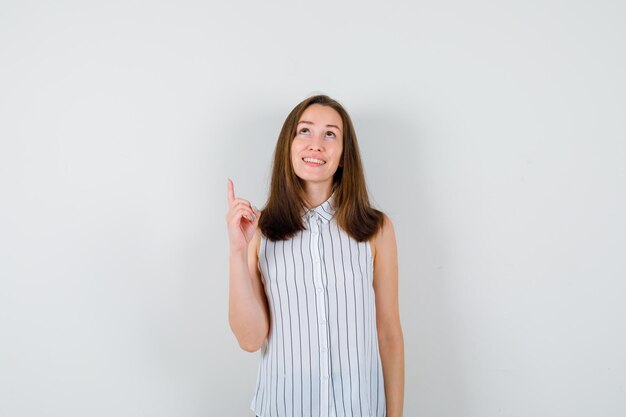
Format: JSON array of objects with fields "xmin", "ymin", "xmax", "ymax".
[{"xmin": 303, "ymin": 184, "xmax": 333, "ymax": 209}]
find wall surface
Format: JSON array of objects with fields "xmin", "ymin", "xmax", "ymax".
[{"xmin": 1, "ymin": 1, "xmax": 625, "ymax": 416}]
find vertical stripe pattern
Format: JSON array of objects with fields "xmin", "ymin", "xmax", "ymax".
[{"xmin": 250, "ymin": 193, "xmax": 386, "ymax": 417}]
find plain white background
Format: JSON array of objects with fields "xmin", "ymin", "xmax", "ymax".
[{"xmin": 1, "ymin": 1, "xmax": 625, "ymax": 416}]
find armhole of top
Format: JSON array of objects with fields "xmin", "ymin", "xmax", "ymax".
[
  {"xmin": 366, "ymin": 238, "xmax": 374, "ymax": 266},
  {"xmin": 369, "ymin": 212, "xmax": 388, "ymax": 267},
  {"xmin": 256, "ymin": 231, "xmax": 265, "ymax": 283},
  {"xmin": 368, "ymin": 212, "xmax": 385, "ymax": 268}
]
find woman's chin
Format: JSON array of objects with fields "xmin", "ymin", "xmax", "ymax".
[{"xmin": 295, "ymin": 173, "xmax": 332, "ymax": 183}]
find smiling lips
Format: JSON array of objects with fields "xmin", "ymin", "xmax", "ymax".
[{"xmin": 303, "ymin": 157, "xmax": 326, "ymax": 166}]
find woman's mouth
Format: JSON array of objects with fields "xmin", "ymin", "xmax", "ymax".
[{"xmin": 303, "ymin": 157, "xmax": 326, "ymax": 167}]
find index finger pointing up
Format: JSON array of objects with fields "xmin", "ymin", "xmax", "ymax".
[{"xmin": 227, "ymin": 178, "xmax": 235, "ymax": 204}]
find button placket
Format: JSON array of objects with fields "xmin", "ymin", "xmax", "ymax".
[{"xmin": 309, "ymin": 212, "xmax": 330, "ymax": 417}]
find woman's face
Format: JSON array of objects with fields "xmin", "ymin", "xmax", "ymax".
[{"xmin": 290, "ymin": 104, "xmax": 344, "ymax": 191}]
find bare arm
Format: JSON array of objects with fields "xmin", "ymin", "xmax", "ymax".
[
  {"xmin": 372, "ymin": 214, "xmax": 405, "ymax": 417},
  {"xmin": 226, "ymin": 179, "xmax": 269, "ymax": 352}
]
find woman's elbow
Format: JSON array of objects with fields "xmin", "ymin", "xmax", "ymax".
[
  {"xmin": 239, "ymin": 338, "xmax": 263, "ymax": 352},
  {"xmin": 377, "ymin": 322, "xmax": 404, "ymax": 347},
  {"xmin": 231, "ymin": 322, "xmax": 268, "ymax": 352},
  {"xmin": 237, "ymin": 332, "xmax": 267, "ymax": 352}
]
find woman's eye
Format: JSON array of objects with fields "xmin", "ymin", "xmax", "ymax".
[{"xmin": 297, "ymin": 127, "xmax": 336, "ymax": 139}]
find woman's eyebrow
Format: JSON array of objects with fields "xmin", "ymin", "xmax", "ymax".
[{"xmin": 297, "ymin": 120, "xmax": 342, "ymax": 132}]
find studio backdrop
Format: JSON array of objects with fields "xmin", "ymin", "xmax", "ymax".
[{"xmin": 1, "ymin": 1, "xmax": 624, "ymax": 416}]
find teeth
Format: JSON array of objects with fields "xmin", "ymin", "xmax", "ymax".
[{"xmin": 303, "ymin": 157, "xmax": 325, "ymax": 165}]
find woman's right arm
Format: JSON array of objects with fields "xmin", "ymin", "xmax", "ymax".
[{"xmin": 226, "ymin": 179, "xmax": 269, "ymax": 352}]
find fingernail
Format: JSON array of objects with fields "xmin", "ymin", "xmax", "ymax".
[{"xmin": 253, "ymin": 205, "xmax": 259, "ymax": 212}]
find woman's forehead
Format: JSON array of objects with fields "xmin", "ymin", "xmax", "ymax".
[{"xmin": 298, "ymin": 104, "xmax": 343, "ymax": 130}]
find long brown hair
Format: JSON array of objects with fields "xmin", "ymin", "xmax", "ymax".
[{"xmin": 259, "ymin": 94, "xmax": 384, "ymax": 242}]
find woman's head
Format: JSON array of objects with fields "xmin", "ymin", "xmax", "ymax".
[
  {"xmin": 290, "ymin": 103, "xmax": 344, "ymax": 198},
  {"xmin": 273, "ymin": 95, "xmax": 366, "ymax": 204},
  {"xmin": 260, "ymin": 94, "xmax": 384, "ymax": 242}
]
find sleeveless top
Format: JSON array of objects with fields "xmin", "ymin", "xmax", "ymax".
[{"xmin": 250, "ymin": 193, "xmax": 386, "ymax": 417}]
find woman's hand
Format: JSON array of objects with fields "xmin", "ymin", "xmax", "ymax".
[{"xmin": 226, "ymin": 178, "xmax": 260, "ymax": 251}]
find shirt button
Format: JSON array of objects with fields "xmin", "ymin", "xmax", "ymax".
[
  {"xmin": 313, "ymin": 230, "xmax": 318, "ymax": 235},
  {"xmin": 322, "ymin": 375, "xmax": 329, "ymax": 380},
  {"xmin": 321, "ymin": 346, "xmax": 327, "ymax": 352},
  {"xmin": 320, "ymin": 319, "xmax": 326, "ymax": 325},
  {"xmin": 315, "ymin": 258, "xmax": 320, "ymax": 263},
  {"xmin": 316, "ymin": 287, "xmax": 323, "ymax": 293}
]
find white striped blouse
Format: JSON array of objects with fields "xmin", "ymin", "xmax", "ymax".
[{"xmin": 250, "ymin": 193, "xmax": 386, "ymax": 417}]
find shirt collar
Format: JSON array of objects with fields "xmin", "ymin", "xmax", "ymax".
[{"xmin": 301, "ymin": 192, "xmax": 336, "ymax": 224}]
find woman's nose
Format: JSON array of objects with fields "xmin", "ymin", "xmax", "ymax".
[{"xmin": 308, "ymin": 135, "xmax": 324, "ymax": 151}]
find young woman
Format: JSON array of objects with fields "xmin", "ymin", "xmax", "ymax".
[{"xmin": 226, "ymin": 95, "xmax": 404, "ymax": 417}]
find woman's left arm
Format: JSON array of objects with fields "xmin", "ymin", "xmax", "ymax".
[{"xmin": 373, "ymin": 214, "xmax": 405, "ymax": 417}]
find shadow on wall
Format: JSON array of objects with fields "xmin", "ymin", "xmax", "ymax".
[{"xmin": 356, "ymin": 109, "xmax": 470, "ymax": 415}]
